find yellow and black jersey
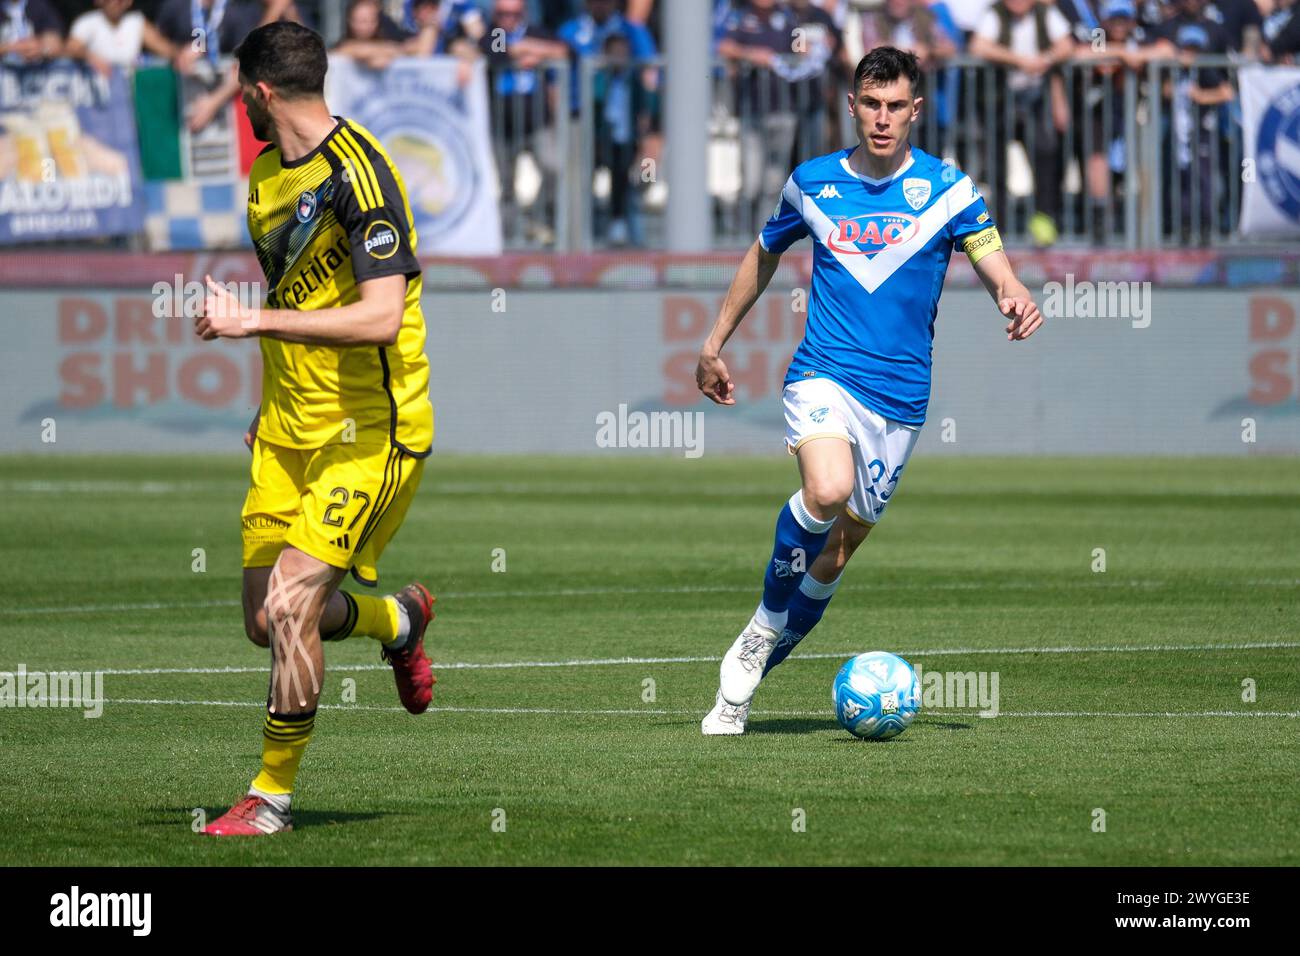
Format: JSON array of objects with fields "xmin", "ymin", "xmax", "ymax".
[{"xmin": 247, "ymin": 117, "xmax": 432, "ymax": 456}]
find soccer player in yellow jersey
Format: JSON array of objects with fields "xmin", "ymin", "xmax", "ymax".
[{"xmin": 194, "ymin": 22, "xmax": 436, "ymax": 836}]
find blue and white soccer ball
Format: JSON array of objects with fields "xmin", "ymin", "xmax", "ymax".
[{"xmin": 832, "ymin": 652, "xmax": 921, "ymax": 740}]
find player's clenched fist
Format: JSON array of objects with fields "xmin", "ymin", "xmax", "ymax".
[
  {"xmin": 999, "ymin": 296, "xmax": 1043, "ymax": 342},
  {"xmin": 696, "ymin": 350, "xmax": 737, "ymax": 406},
  {"xmin": 195, "ymin": 274, "xmax": 259, "ymax": 340}
]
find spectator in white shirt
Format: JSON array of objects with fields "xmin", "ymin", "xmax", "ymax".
[{"xmin": 66, "ymin": 0, "xmax": 179, "ymax": 76}]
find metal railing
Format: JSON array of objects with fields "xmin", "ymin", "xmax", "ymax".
[
  {"xmin": 484, "ymin": 59, "xmax": 575, "ymax": 250},
  {"xmin": 120, "ymin": 51, "xmax": 1260, "ymax": 252},
  {"xmin": 492, "ymin": 54, "xmax": 1252, "ymax": 251}
]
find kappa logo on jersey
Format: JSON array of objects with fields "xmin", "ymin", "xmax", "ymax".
[
  {"xmin": 363, "ymin": 220, "xmax": 399, "ymax": 258},
  {"xmin": 815, "ymin": 184, "xmax": 842, "ymax": 200},
  {"xmin": 826, "ymin": 212, "xmax": 919, "ymax": 256},
  {"xmin": 902, "ymin": 177, "xmax": 931, "ymax": 211},
  {"xmin": 296, "ymin": 190, "xmax": 318, "ymax": 223}
]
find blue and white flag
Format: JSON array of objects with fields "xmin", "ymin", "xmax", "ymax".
[
  {"xmin": 1239, "ymin": 65, "xmax": 1300, "ymax": 238},
  {"xmin": 325, "ymin": 56, "xmax": 502, "ymax": 256}
]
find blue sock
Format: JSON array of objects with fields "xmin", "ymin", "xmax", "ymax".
[
  {"xmin": 758, "ymin": 490, "xmax": 834, "ymax": 628},
  {"xmin": 763, "ymin": 571, "xmax": 841, "ymax": 676}
]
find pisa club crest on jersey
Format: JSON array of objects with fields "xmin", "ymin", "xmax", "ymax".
[
  {"xmin": 296, "ymin": 190, "xmax": 318, "ymax": 223},
  {"xmin": 827, "ymin": 213, "xmax": 919, "ymax": 256},
  {"xmin": 902, "ymin": 177, "xmax": 931, "ymax": 211}
]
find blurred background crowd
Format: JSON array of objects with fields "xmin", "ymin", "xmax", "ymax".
[{"xmin": 4, "ymin": 0, "xmax": 1300, "ymax": 249}]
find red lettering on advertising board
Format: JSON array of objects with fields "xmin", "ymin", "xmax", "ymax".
[
  {"xmin": 1247, "ymin": 296, "xmax": 1297, "ymax": 405},
  {"xmin": 663, "ymin": 296, "xmax": 709, "ymax": 341},
  {"xmin": 1249, "ymin": 297, "xmax": 1294, "ymax": 342},
  {"xmin": 178, "ymin": 353, "xmax": 242, "ymax": 407},
  {"xmin": 113, "ymin": 352, "xmax": 167, "ymax": 407},
  {"xmin": 53, "ymin": 295, "xmax": 262, "ymax": 414},
  {"xmin": 114, "ymin": 298, "xmax": 160, "ymax": 345},
  {"xmin": 59, "ymin": 353, "xmax": 105, "ymax": 407},
  {"xmin": 662, "ymin": 351, "xmax": 698, "ymax": 405},
  {"xmin": 59, "ymin": 298, "xmax": 107, "ymax": 343}
]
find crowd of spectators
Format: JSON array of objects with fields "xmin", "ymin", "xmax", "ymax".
[{"xmin": 3, "ymin": 0, "xmax": 1297, "ymax": 245}]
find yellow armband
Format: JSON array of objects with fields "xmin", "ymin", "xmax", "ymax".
[{"xmin": 962, "ymin": 226, "xmax": 1003, "ymax": 266}]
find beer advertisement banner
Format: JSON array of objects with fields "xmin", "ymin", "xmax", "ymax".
[{"xmin": 0, "ymin": 64, "xmax": 145, "ymax": 243}]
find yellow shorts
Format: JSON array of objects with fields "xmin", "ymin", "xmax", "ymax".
[{"xmin": 241, "ymin": 438, "xmax": 425, "ymax": 586}]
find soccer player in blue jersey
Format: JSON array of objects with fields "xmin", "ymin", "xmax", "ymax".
[{"xmin": 697, "ymin": 47, "xmax": 1043, "ymax": 735}]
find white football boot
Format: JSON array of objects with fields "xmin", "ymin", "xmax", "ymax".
[
  {"xmin": 718, "ymin": 616, "xmax": 780, "ymax": 705},
  {"xmin": 701, "ymin": 690, "xmax": 750, "ymax": 735}
]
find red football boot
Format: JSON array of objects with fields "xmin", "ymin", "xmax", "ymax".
[
  {"xmin": 382, "ymin": 583, "xmax": 437, "ymax": 714},
  {"xmin": 203, "ymin": 795, "xmax": 292, "ymax": 836}
]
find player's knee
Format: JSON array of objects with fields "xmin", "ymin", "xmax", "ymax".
[
  {"xmin": 802, "ymin": 477, "xmax": 852, "ymax": 517},
  {"xmin": 264, "ymin": 589, "xmax": 295, "ymax": 635},
  {"xmin": 244, "ymin": 607, "xmax": 270, "ymax": 648}
]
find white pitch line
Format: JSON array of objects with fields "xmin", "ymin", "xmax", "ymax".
[
  {"xmin": 33, "ymin": 697, "xmax": 1300, "ymax": 719},
  {"xmin": 44, "ymin": 640, "xmax": 1300, "ymax": 677},
  {"xmin": 973, "ymin": 711, "xmax": 1300, "ymax": 719},
  {"xmin": 4, "ymin": 577, "xmax": 1297, "ymax": 617},
  {"xmin": 6, "ymin": 478, "xmax": 1293, "ymax": 499}
]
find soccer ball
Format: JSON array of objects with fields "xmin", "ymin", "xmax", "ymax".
[{"xmin": 832, "ymin": 652, "xmax": 921, "ymax": 740}]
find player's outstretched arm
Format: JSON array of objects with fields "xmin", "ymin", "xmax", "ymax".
[
  {"xmin": 697, "ymin": 239, "xmax": 782, "ymax": 405},
  {"xmin": 971, "ymin": 249, "xmax": 1044, "ymax": 342},
  {"xmin": 195, "ymin": 273, "xmax": 406, "ymax": 347}
]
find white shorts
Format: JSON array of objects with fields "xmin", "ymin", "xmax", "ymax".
[{"xmin": 783, "ymin": 377, "xmax": 921, "ymax": 526}]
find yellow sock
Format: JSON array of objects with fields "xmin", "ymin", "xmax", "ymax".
[
  {"xmin": 250, "ymin": 710, "xmax": 315, "ymax": 796},
  {"xmin": 351, "ymin": 592, "xmax": 401, "ymax": 645}
]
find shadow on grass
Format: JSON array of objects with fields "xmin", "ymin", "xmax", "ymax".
[
  {"xmin": 750, "ymin": 715, "xmax": 974, "ymax": 736},
  {"xmin": 747, "ymin": 718, "xmax": 837, "ymax": 735},
  {"xmin": 148, "ymin": 807, "xmax": 388, "ymax": 831},
  {"xmin": 913, "ymin": 717, "xmax": 974, "ymax": 731}
]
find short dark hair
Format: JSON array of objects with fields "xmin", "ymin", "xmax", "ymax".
[
  {"xmin": 852, "ymin": 47, "xmax": 922, "ymax": 98},
  {"xmin": 235, "ymin": 22, "xmax": 328, "ymax": 99}
]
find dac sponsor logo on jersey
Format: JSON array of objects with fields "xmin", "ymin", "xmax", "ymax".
[
  {"xmin": 826, "ymin": 212, "xmax": 919, "ymax": 255},
  {"xmin": 364, "ymin": 220, "xmax": 400, "ymax": 259},
  {"xmin": 296, "ymin": 190, "xmax": 318, "ymax": 223},
  {"xmin": 902, "ymin": 177, "xmax": 931, "ymax": 210}
]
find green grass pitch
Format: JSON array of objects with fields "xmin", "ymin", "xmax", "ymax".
[{"xmin": 0, "ymin": 453, "xmax": 1296, "ymax": 866}]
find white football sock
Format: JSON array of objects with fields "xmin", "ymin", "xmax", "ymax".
[
  {"xmin": 248, "ymin": 786, "xmax": 290, "ymax": 814},
  {"xmin": 387, "ymin": 598, "xmax": 412, "ymax": 649},
  {"xmin": 753, "ymin": 602, "xmax": 787, "ymax": 634}
]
